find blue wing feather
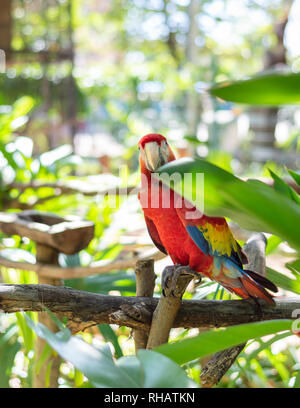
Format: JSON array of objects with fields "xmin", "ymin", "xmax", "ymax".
[
  {"xmin": 186, "ymin": 225, "xmax": 209, "ymax": 255},
  {"xmin": 185, "ymin": 224, "xmax": 243, "ymax": 268}
]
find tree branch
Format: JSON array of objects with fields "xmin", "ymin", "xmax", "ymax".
[
  {"xmin": 146, "ymin": 267, "xmax": 194, "ymax": 349},
  {"xmin": 133, "ymin": 259, "xmax": 156, "ymax": 351},
  {"xmin": 0, "ymin": 284, "xmax": 297, "ymax": 333}
]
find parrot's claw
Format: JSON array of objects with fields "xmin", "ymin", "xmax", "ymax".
[
  {"xmin": 161, "ymin": 266, "xmax": 175, "ymax": 296},
  {"xmin": 161, "ymin": 265, "xmax": 200, "ymax": 298}
]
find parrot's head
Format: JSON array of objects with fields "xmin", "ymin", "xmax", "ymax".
[{"xmin": 138, "ymin": 134, "xmax": 175, "ymax": 173}]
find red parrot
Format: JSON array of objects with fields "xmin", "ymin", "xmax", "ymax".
[{"xmin": 138, "ymin": 133, "xmax": 278, "ymax": 304}]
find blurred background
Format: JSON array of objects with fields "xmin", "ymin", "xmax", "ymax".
[
  {"xmin": 1, "ymin": 0, "xmax": 300, "ymax": 172},
  {"xmin": 1, "ymin": 0, "xmax": 300, "ymax": 389}
]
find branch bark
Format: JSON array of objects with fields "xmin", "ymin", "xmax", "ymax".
[
  {"xmin": 146, "ymin": 268, "xmax": 194, "ymax": 349},
  {"xmin": 133, "ymin": 259, "xmax": 156, "ymax": 351},
  {"xmin": 0, "ymin": 284, "xmax": 296, "ymax": 333}
]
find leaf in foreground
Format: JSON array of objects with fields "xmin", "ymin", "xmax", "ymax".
[
  {"xmin": 25, "ymin": 315, "xmax": 196, "ymax": 388},
  {"xmin": 155, "ymin": 320, "xmax": 293, "ymax": 365},
  {"xmin": 209, "ymin": 72, "xmax": 300, "ymax": 105},
  {"xmin": 158, "ymin": 158, "xmax": 300, "ymax": 251}
]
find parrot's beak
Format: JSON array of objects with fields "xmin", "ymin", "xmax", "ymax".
[{"xmin": 142, "ymin": 141, "xmax": 169, "ymax": 172}]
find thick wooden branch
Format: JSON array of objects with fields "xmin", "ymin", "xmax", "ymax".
[
  {"xmin": 146, "ymin": 268, "xmax": 194, "ymax": 349},
  {"xmin": 0, "ymin": 284, "xmax": 298, "ymax": 332}
]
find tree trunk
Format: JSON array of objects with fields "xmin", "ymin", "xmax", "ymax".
[
  {"xmin": 0, "ymin": 0, "xmax": 12, "ymax": 61},
  {"xmin": 248, "ymin": 5, "xmax": 292, "ymax": 163}
]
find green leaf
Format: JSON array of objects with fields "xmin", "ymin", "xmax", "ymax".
[
  {"xmin": 264, "ymin": 348, "xmax": 290, "ymax": 384},
  {"xmin": 115, "ymin": 350, "xmax": 197, "ymax": 388},
  {"xmin": 266, "ymin": 235, "xmax": 282, "ymax": 255},
  {"xmin": 0, "ymin": 141, "xmax": 19, "ymax": 171},
  {"xmin": 155, "ymin": 320, "xmax": 293, "ymax": 365},
  {"xmin": 16, "ymin": 312, "xmax": 36, "ymax": 353},
  {"xmin": 25, "ymin": 315, "xmax": 196, "ymax": 388},
  {"xmin": 209, "ymin": 72, "xmax": 300, "ymax": 105},
  {"xmin": 288, "ymin": 169, "xmax": 300, "ymax": 188},
  {"xmin": 0, "ymin": 323, "xmax": 20, "ymax": 388},
  {"xmin": 157, "ymin": 158, "xmax": 300, "ymax": 251},
  {"xmin": 136, "ymin": 350, "xmax": 197, "ymax": 388},
  {"xmin": 98, "ymin": 324, "xmax": 123, "ymax": 359},
  {"xmin": 269, "ymin": 170, "xmax": 300, "ymax": 205},
  {"xmin": 244, "ymin": 332, "xmax": 293, "ymax": 364},
  {"xmin": 266, "ymin": 267, "xmax": 300, "ymax": 295},
  {"xmin": 11, "ymin": 96, "xmax": 35, "ymax": 119},
  {"xmin": 35, "ymin": 343, "xmax": 53, "ymax": 375},
  {"xmin": 287, "ymin": 259, "xmax": 300, "ymax": 275},
  {"xmin": 294, "ymin": 371, "xmax": 300, "ymax": 388},
  {"xmin": 25, "ymin": 315, "xmax": 132, "ymax": 388}
]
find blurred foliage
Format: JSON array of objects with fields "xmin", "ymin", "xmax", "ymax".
[{"xmin": 0, "ymin": 0, "xmax": 300, "ymax": 390}]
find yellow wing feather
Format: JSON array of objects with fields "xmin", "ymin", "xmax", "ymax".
[{"xmin": 197, "ymin": 222, "xmax": 238, "ymax": 257}]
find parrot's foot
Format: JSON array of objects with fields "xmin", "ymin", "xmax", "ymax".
[{"xmin": 161, "ymin": 265, "xmax": 200, "ymax": 298}]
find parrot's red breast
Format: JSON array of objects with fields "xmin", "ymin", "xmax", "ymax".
[{"xmin": 138, "ymin": 133, "xmax": 277, "ymax": 304}]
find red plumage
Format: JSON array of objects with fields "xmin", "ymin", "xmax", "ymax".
[{"xmin": 139, "ymin": 133, "xmax": 277, "ymax": 304}]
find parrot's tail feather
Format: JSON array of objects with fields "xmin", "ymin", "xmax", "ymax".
[
  {"xmin": 244, "ymin": 270, "xmax": 278, "ymax": 293},
  {"xmin": 213, "ymin": 258, "xmax": 276, "ymax": 305},
  {"xmin": 238, "ymin": 275, "xmax": 275, "ymax": 305}
]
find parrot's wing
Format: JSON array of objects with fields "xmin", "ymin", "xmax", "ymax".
[
  {"xmin": 144, "ymin": 215, "xmax": 168, "ymax": 255},
  {"xmin": 175, "ymin": 202, "xmax": 277, "ymax": 302},
  {"xmin": 175, "ymin": 203, "xmax": 244, "ymax": 267}
]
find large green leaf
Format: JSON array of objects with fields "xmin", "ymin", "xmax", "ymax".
[
  {"xmin": 25, "ymin": 315, "xmax": 196, "ymax": 388},
  {"xmin": 266, "ymin": 267, "xmax": 300, "ymax": 295},
  {"xmin": 209, "ymin": 72, "xmax": 300, "ymax": 105},
  {"xmin": 118, "ymin": 350, "xmax": 197, "ymax": 388},
  {"xmin": 155, "ymin": 320, "xmax": 293, "ymax": 366},
  {"xmin": 157, "ymin": 158, "xmax": 300, "ymax": 251}
]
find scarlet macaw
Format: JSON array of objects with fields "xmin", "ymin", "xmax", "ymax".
[{"xmin": 138, "ymin": 133, "xmax": 277, "ymax": 303}]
